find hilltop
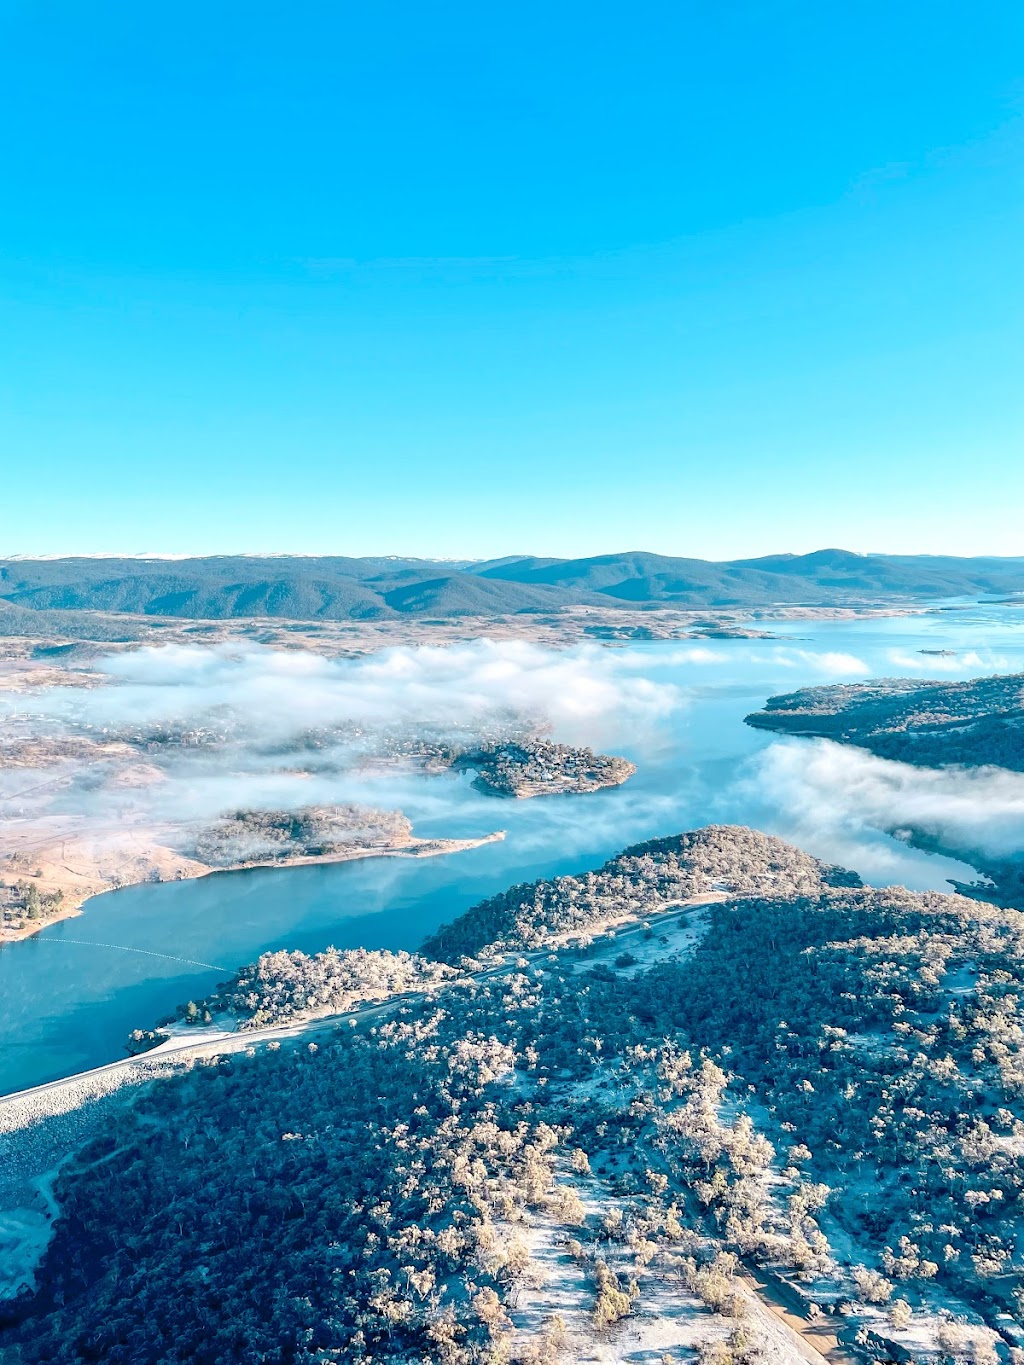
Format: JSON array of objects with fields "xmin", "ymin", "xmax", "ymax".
[{"xmin": 422, "ymin": 824, "xmax": 860, "ymax": 961}]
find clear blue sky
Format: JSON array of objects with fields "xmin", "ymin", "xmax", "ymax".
[{"xmin": 2, "ymin": 1, "xmax": 1022, "ymax": 559}]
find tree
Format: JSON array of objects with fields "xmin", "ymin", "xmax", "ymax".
[
  {"xmin": 889, "ymin": 1300, "xmax": 912, "ymax": 1331},
  {"xmin": 593, "ymin": 1261, "xmax": 633, "ymax": 1330},
  {"xmin": 24, "ymin": 883, "xmax": 42, "ymax": 919}
]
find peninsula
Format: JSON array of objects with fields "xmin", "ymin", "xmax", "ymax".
[
  {"xmin": 745, "ymin": 672, "xmax": 1024, "ymax": 906},
  {"xmin": 745, "ymin": 670, "xmax": 1024, "ymax": 771},
  {"xmin": 0, "ymin": 803, "xmax": 505, "ymax": 942}
]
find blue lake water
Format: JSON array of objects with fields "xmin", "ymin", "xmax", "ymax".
[{"xmin": 3, "ymin": 603, "xmax": 1023, "ymax": 1095}]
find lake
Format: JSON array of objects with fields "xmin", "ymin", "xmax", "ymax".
[{"xmin": 3, "ymin": 602, "xmax": 1023, "ymax": 1095}]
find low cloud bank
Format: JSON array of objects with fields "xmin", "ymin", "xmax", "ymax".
[
  {"xmin": 4, "ymin": 638, "xmax": 1020, "ymax": 892},
  {"xmin": 0, "ymin": 641, "xmax": 684, "ymax": 837},
  {"xmin": 767, "ymin": 648, "xmax": 870, "ymax": 677},
  {"xmin": 16, "ymin": 640, "xmax": 682, "ymax": 747},
  {"xmin": 621, "ymin": 644, "xmax": 872, "ymax": 677},
  {"xmin": 741, "ymin": 738, "xmax": 1024, "ymax": 874},
  {"xmin": 884, "ymin": 648, "xmax": 1013, "ymax": 675}
]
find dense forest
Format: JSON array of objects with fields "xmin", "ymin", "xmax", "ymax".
[
  {"xmin": 9, "ymin": 826, "xmax": 1024, "ymax": 1364},
  {"xmin": 174, "ymin": 947, "xmax": 458, "ymax": 1031},
  {"xmin": 7, "ymin": 847, "xmax": 1024, "ymax": 1361},
  {"xmin": 422, "ymin": 824, "xmax": 860, "ymax": 961},
  {"xmin": 746, "ymin": 673, "xmax": 1024, "ymax": 772},
  {"xmin": 146, "ymin": 825, "xmax": 849, "ymax": 1034}
]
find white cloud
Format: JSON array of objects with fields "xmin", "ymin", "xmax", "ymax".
[
  {"xmin": 0, "ymin": 640, "xmax": 685, "ymax": 831},
  {"xmin": 5, "ymin": 638, "xmax": 1018, "ymax": 894},
  {"xmin": 768, "ymin": 648, "xmax": 870, "ymax": 677},
  {"xmin": 743, "ymin": 738, "xmax": 1024, "ymax": 871},
  {"xmin": 4, "ymin": 639, "xmax": 682, "ymax": 747},
  {"xmin": 620, "ymin": 645, "xmax": 726, "ymax": 668},
  {"xmin": 885, "ymin": 648, "xmax": 1010, "ymax": 675},
  {"xmin": 619, "ymin": 644, "xmax": 870, "ymax": 677}
]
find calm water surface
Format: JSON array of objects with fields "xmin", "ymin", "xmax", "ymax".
[{"xmin": 3, "ymin": 603, "xmax": 1023, "ymax": 1094}]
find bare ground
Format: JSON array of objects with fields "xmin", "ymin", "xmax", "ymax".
[{"xmin": 0, "ymin": 822, "xmax": 505, "ymax": 943}]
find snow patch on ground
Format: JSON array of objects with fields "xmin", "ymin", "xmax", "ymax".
[{"xmin": 505, "ymin": 1169, "xmax": 730, "ymax": 1363}]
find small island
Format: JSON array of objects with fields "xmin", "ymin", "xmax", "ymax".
[{"xmin": 450, "ymin": 738, "xmax": 635, "ymax": 798}]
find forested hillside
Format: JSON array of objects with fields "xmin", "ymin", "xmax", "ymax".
[
  {"xmin": 6, "ymin": 832, "xmax": 1024, "ymax": 1364},
  {"xmin": 3, "ymin": 550, "xmax": 1024, "ymax": 624},
  {"xmin": 477, "ymin": 549, "xmax": 1024, "ymax": 605},
  {"xmin": 422, "ymin": 824, "xmax": 860, "ymax": 961},
  {"xmin": 746, "ymin": 673, "xmax": 1024, "ymax": 771}
]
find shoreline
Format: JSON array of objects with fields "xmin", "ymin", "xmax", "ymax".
[
  {"xmin": 0, "ymin": 830, "xmax": 507, "ymax": 947},
  {"xmin": 0, "ymin": 602, "xmax": 927, "ymax": 948},
  {"xmin": 0, "ymin": 600, "xmax": 935, "ymax": 667},
  {"xmin": 0, "ymin": 892, "xmax": 714, "ymax": 1137}
]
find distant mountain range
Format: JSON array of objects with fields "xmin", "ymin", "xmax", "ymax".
[{"xmin": 1, "ymin": 550, "xmax": 1023, "ymax": 624}]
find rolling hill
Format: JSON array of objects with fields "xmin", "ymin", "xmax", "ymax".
[{"xmin": 0, "ymin": 549, "xmax": 1023, "ymax": 624}]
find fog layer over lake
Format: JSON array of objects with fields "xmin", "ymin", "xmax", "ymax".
[{"xmin": 2, "ymin": 602, "xmax": 1023, "ymax": 1095}]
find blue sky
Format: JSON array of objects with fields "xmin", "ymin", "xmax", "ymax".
[{"xmin": 1, "ymin": 1, "xmax": 1022, "ymax": 559}]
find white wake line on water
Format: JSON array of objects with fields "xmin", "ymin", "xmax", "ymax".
[{"xmin": 37, "ymin": 939, "xmax": 229, "ymax": 972}]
